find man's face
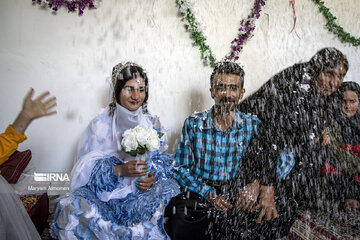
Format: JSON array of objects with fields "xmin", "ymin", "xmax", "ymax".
[
  {"xmin": 316, "ymin": 62, "xmax": 347, "ymax": 96},
  {"xmin": 210, "ymin": 73, "xmax": 245, "ymax": 113}
]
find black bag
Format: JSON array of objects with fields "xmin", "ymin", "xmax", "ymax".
[{"xmin": 164, "ymin": 192, "xmax": 212, "ymax": 240}]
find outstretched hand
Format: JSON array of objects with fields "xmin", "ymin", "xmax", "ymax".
[
  {"xmin": 22, "ymin": 88, "xmax": 57, "ymax": 120},
  {"xmin": 12, "ymin": 88, "xmax": 57, "ymax": 134},
  {"xmin": 252, "ymin": 185, "xmax": 278, "ymax": 223}
]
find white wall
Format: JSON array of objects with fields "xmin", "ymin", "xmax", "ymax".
[{"xmin": 0, "ymin": 0, "xmax": 359, "ymax": 173}]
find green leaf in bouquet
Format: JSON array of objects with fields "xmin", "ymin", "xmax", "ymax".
[
  {"xmin": 137, "ymin": 145, "xmax": 147, "ymax": 155},
  {"xmin": 128, "ymin": 150, "xmax": 138, "ymax": 157},
  {"xmin": 157, "ymin": 132, "xmax": 164, "ymax": 139}
]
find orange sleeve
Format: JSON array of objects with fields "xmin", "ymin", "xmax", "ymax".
[{"xmin": 0, "ymin": 125, "xmax": 27, "ymax": 166}]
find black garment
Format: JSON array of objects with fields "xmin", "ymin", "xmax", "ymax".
[
  {"xmin": 280, "ymin": 173, "xmax": 359, "ymax": 211},
  {"xmin": 337, "ymin": 81, "xmax": 360, "ymax": 146},
  {"xmin": 338, "ymin": 113, "xmax": 360, "ymax": 146},
  {"xmin": 164, "ymin": 183, "xmax": 298, "ymax": 240},
  {"xmin": 239, "ymin": 63, "xmax": 337, "ymax": 205}
]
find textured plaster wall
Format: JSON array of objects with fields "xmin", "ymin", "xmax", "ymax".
[{"xmin": 0, "ymin": 0, "xmax": 359, "ymax": 173}]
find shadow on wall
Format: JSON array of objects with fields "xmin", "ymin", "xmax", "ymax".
[
  {"xmin": 166, "ymin": 89, "xmax": 207, "ymax": 153},
  {"xmin": 62, "ymin": 85, "xmax": 110, "ymax": 173},
  {"xmin": 68, "ymin": 138, "xmax": 80, "ymax": 172},
  {"xmin": 100, "ymin": 84, "xmax": 111, "ymax": 109},
  {"xmin": 188, "ymin": 89, "xmax": 206, "ymax": 115},
  {"xmin": 167, "ymin": 130, "xmax": 181, "ymax": 153}
]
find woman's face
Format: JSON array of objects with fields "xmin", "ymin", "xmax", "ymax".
[
  {"xmin": 316, "ymin": 62, "xmax": 346, "ymax": 96},
  {"xmin": 119, "ymin": 77, "xmax": 146, "ymax": 111},
  {"xmin": 341, "ymin": 90, "xmax": 359, "ymax": 118}
]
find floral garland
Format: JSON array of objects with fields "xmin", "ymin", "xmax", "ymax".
[
  {"xmin": 312, "ymin": 0, "xmax": 360, "ymax": 46},
  {"xmin": 176, "ymin": 0, "xmax": 266, "ymax": 67},
  {"xmin": 176, "ymin": 0, "xmax": 217, "ymax": 67},
  {"xmin": 225, "ymin": 0, "xmax": 266, "ymax": 61},
  {"xmin": 32, "ymin": 0, "xmax": 95, "ymax": 15}
]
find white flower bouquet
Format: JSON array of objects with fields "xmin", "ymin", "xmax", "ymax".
[{"xmin": 121, "ymin": 125, "xmax": 163, "ymax": 157}]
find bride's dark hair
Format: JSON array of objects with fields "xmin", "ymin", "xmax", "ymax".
[
  {"xmin": 114, "ymin": 65, "xmax": 149, "ymax": 104},
  {"xmin": 109, "ymin": 63, "xmax": 149, "ymax": 115}
]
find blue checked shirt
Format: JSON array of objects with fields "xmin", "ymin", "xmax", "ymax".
[
  {"xmin": 175, "ymin": 107, "xmax": 261, "ymax": 198},
  {"xmin": 277, "ymin": 147, "xmax": 295, "ymax": 179}
]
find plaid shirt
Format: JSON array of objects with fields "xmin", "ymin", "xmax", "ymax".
[
  {"xmin": 277, "ymin": 147, "xmax": 295, "ymax": 179},
  {"xmin": 175, "ymin": 107, "xmax": 260, "ymax": 198}
]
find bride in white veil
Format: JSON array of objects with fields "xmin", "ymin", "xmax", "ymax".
[{"xmin": 51, "ymin": 62, "xmax": 180, "ymax": 240}]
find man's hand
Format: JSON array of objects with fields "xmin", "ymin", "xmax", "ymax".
[
  {"xmin": 252, "ymin": 185, "xmax": 278, "ymax": 223},
  {"xmin": 114, "ymin": 160, "xmax": 148, "ymax": 177},
  {"xmin": 207, "ymin": 194, "xmax": 232, "ymax": 211},
  {"xmin": 235, "ymin": 179, "xmax": 260, "ymax": 211},
  {"xmin": 136, "ymin": 172, "xmax": 155, "ymax": 191}
]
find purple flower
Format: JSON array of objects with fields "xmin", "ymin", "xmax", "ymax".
[
  {"xmin": 226, "ymin": 0, "xmax": 267, "ymax": 61},
  {"xmin": 32, "ymin": 0, "xmax": 95, "ymax": 15}
]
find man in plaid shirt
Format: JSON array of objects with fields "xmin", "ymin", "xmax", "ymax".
[{"xmin": 164, "ymin": 62, "xmax": 297, "ymax": 240}]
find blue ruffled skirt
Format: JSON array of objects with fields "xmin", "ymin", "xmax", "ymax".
[{"xmin": 51, "ymin": 151, "xmax": 180, "ymax": 240}]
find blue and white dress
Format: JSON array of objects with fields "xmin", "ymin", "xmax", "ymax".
[{"xmin": 51, "ymin": 104, "xmax": 180, "ymax": 240}]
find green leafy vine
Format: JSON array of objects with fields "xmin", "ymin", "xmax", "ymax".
[{"xmin": 313, "ymin": 0, "xmax": 360, "ymax": 46}]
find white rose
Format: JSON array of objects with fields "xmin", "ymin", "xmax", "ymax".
[
  {"xmin": 121, "ymin": 134, "xmax": 138, "ymax": 152},
  {"xmin": 146, "ymin": 136, "xmax": 160, "ymax": 151},
  {"xmin": 136, "ymin": 130, "xmax": 149, "ymax": 146},
  {"xmin": 122, "ymin": 128, "xmax": 134, "ymax": 138},
  {"xmin": 122, "ymin": 126, "xmax": 161, "ymax": 153},
  {"xmin": 133, "ymin": 125, "xmax": 145, "ymax": 134},
  {"xmin": 146, "ymin": 129, "xmax": 156, "ymax": 139}
]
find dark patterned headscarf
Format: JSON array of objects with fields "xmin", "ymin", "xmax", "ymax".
[
  {"xmin": 309, "ymin": 47, "xmax": 349, "ymax": 80},
  {"xmin": 338, "ymin": 81, "xmax": 360, "ymax": 146}
]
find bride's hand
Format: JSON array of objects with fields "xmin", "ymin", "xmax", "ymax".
[
  {"xmin": 114, "ymin": 161, "xmax": 148, "ymax": 177},
  {"xmin": 136, "ymin": 172, "xmax": 155, "ymax": 191}
]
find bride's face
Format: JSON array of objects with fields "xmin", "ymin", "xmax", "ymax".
[{"xmin": 119, "ymin": 77, "xmax": 146, "ymax": 111}]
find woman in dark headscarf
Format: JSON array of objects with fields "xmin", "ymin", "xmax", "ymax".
[
  {"xmin": 337, "ymin": 82, "xmax": 360, "ymax": 152},
  {"xmin": 324, "ymin": 81, "xmax": 360, "ymax": 212}
]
